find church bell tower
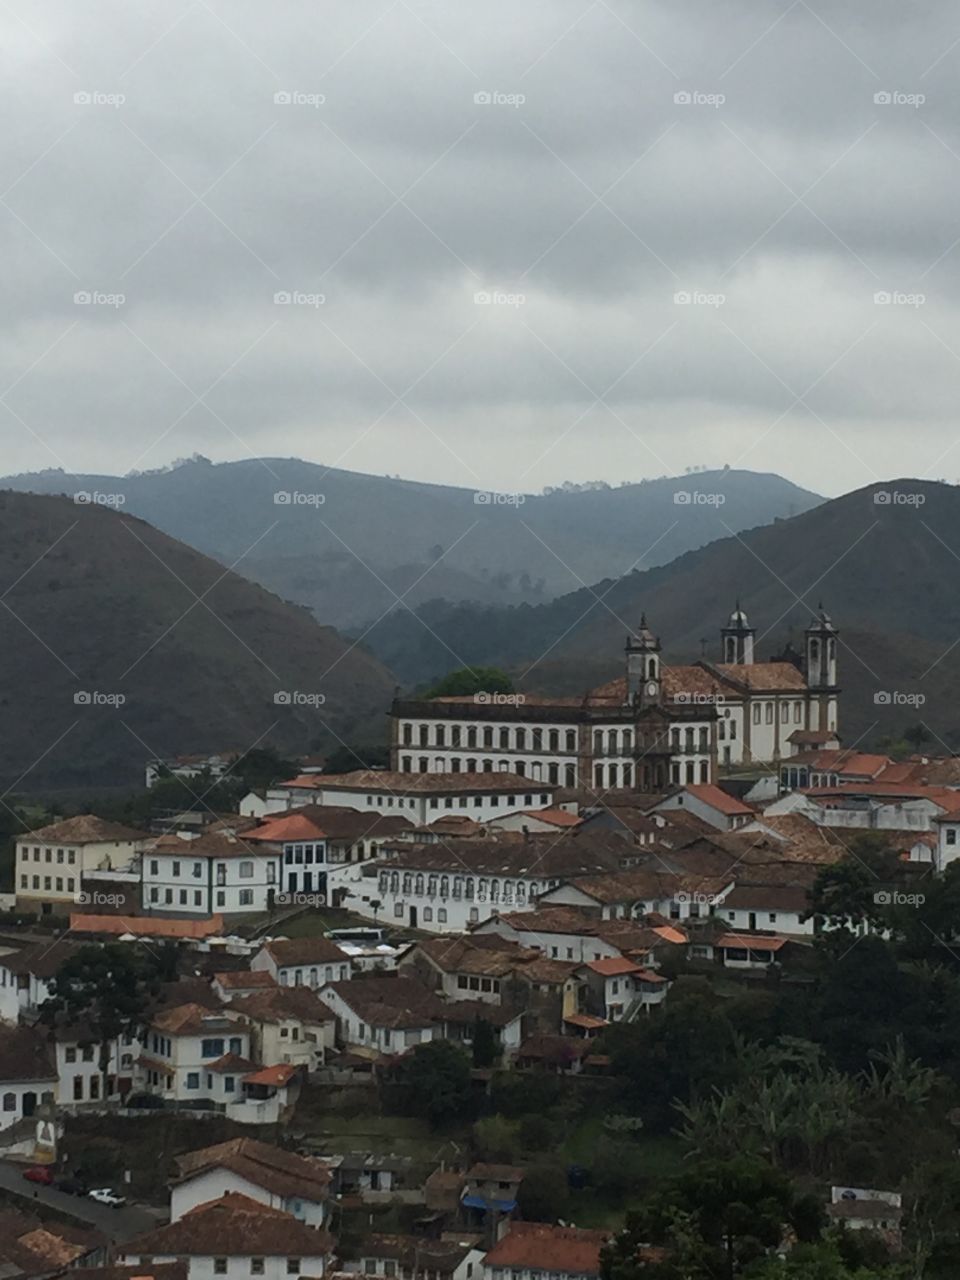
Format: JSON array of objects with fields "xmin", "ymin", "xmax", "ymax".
[{"xmin": 626, "ymin": 615, "xmax": 662, "ymax": 709}]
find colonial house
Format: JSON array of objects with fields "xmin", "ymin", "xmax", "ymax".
[
  {"xmin": 364, "ymin": 832, "xmax": 633, "ymax": 933},
  {"xmin": 221, "ymin": 987, "xmax": 337, "ymax": 1069},
  {"xmin": 120, "ymin": 1194, "xmax": 335, "ymax": 1280},
  {"xmin": 0, "ymin": 1025, "xmax": 57, "ymax": 1131},
  {"xmin": 243, "ymin": 806, "xmax": 415, "ymax": 901},
  {"xmin": 141, "ymin": 832, "xmax": 280, "ymax": 916},
  {"xmin": 718, "ymin": 884, "xmax": 814, "ymax": 935},
  {"xmin": 170, "ymin": 1138, "xmax": 331, "ymax": 1227},
  {"xmin": 482, "ymin": 1223, "xmax": 609, "ymax": 1280},
  {"xmin": 14, "ymin": 815, "xmax": 148, "ymax": 914},
  {"xmin": 53, "ymin": 1024, "xmax": 138, "ymax": 1104},
  {"xmin": 714, "ymin": 933, "xmax": 794, "ymax": 968},
  {"xmin": 475, "ymin": 907, "xmax": 687, "ymax": 967},
  {"xmin": 575, "ymin": 956, "xmax": 668, "ymax": 1021},
  {"xmin": 652, "ymin": 784, "xmax": 755, "ymax": 831},
  {"xmin": 765, "ymin": 783, "xmax": 957, "ymax": 833},
  {"xmin": 251, "ymin": 938, "xmax": 352, "ymax": 991},
  {"xmin": 211, "ymin": 971, "xmax": 278, "ymax": 1001},
  {"xmin": 261, "ymin": 771, "xmax": 556, "ymax": 826},
  {"xmin": 390, "ymin": 607, "xmax": 840, "ymax": 791},
  {"xmin": 538, "ymin": 868, "xmax": 734, "ymax": 922},
  {"xmin": 0, "ymin": 939, "xmax": 81, "ymax": 1023}
]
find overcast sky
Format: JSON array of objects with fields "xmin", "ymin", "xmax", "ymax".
[{"xmin": 4, "ymin": 0, "xmax": 960, "ymax": 497}]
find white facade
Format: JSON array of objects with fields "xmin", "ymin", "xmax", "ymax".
[
  {"xmin": 143, "ymin": 842, "xmax": 280, "ymax": 915},
  {"xmin": 475, "ymin": 919, "xmax": 623, "ymax": 965},
  {"xmin": 15, "ymin": 835, "xmax": 144, "ymax": 910},
  {"xmin": 0, "ymin": 1078, "xmax": 56, "ymax": 1131},
  {"xmin": 251, "ymin": 950, "xmax": 351, "ymax": 992},
  {"xmin": 318, "ymin": 986, "xmax": 438, "ymax": 1055},
  {"xmin": 121, "ymin": 1251, "xmax": 329, "ymax": 1280},
  {"xmin": 368, "ymin": 864, "xmax": 562, "ymax": 933},
  {"xmin": 55, "ymin": 1034, "xmax": 136, "ymax": 1103},
  {"xmin": 265, "ymin": 779, "xmax": 555, "ymax": 826},
  {"xmin": 139, "ymin": 1019, "xmax": 252, "ymax": 1102},
  {"xmin": 170, "ymin": 1169, "xmax": 327, "ymax": 1228}
]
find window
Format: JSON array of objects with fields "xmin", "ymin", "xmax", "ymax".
[
  {"xmin": 752, "ymin": 702, "xmax": 761, "ymax": 725},
  {"xmin": 73, "ymin": 1075, "xmax": 84, "ymax": 1100},
  {"xmin": 186, "ymin": 1072, "xmax": 200, "ymax": 1089},
  {"xmin": 82, "ymin": 1045, "xmax": 94, "ymax": 1062},
  {"xmin": 217, "ymin": 891, "xmax": 226, "ymax": 907},
  {"xmin": 287, "ymin": 1261, "xmax": 300, "ymax": 1275},
  {"xmin": 201, "ymin": 1038, "xmax": 224, "ymax": 1057},
  {"xmin": 251, "ymin": 1261, "xmax": 264, "ymax": 1275},
  {"xmin": 423, "ymin": 907, "xmax": 433, "ymax": 922},
  {"xmin": 239, "ymin": 889, "xmax": 253, "ymax": 906},
  {"xmin": 229, "ymin": 1037, "xmax": 243, "ymax": 1054},
  {"xmin": 65, "ymin": 1047, "xmax": 76, "ymax": 1064},
  {"xmin": 765, "ymin": 702, "xmax": 774, "ymax": 724},
  {"xmin": 150, "ymin": 860, "xmax": 158, "ymax": 875},
  {"xmin": 214, "ymin": 1261, "xmax": 227, "ymax": 1275},
  {"xmin": 172, "ymin": 861, "xmax": 180, "ymax": 877},
  {"xmin": 2, "ymin": 1093, "xmax": 14, "ymax": 1112}
]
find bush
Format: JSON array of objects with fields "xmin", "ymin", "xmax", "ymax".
[
  {"xmin": 472, "ymin": 1114, "xmax": 518, "ymax": 1163},
  {"xmin": 517, "ymin": 1112, "xmax": 555, "ymax": 1153}
]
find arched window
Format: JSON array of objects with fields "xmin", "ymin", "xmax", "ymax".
[
  {"xmin": 608, "ymin": 763, "xmax": 618, "ymax": 788},
  {"xmin": 566, "ymin": 729, "xmax": 576, "ymax": 751},
  {"xmin": 499, "ymin": 728, "xmax": 510, "ymax": 749},
  {"xmin": 607, "ymin": 729, "xmax": 617, "ymax": 753},
  {"xmin": 439, "ymin": 875, "xmax": 449, "ymax": 897},
  {"xmin": 490, "ymin": 879, "xmax": 500, "ymax": 902},
  {"xmin": 648, "ymin": 658, "xmax": 657, "ymax": 679},
  {"xmin": 467, "ymin": 727, "xmax": 477, "ymax": 748},
  {"xmin": 548, "ymin": 730, "xmax": 559, "ymax": 751},
  {"xmin": 427, "ymin": 874, "xmax": 438, "ymax": 897},
  {"xmin": 594, "ymin": 731, "xmax": 603, "ymax": 755},
  {"xmin": 516, "ymin": 881, "xmax": 526, "ymax": 903},
  {"xmin": 483, "ymin": 759, "xmax": 493, "ymax": 773},
  {"xmin": 453, "ymin": 876, "xmax": 463, "ymax": 898},
  {"xmin": 565, "ymin": 764, "xmax": 576, "ymax": 787},
  {"xmin": 622, "ymin": 763, "xmax": 632, "ymax": 788},
  {"xmin": 402, "ymin": 873, "xmax": 412, "ymax": 895},
  {"xmin": 532, "ymin": 729, "xmax": 542, "ymax": 751},
  {"xmin": 465, "ymin": 877, "xmax": 474, "ymax": 899},
  {"xmin": 515, "ymin": 728, "xmax": 526, "ymax": 750},
  {"xmin": 415, "ymin": 873, "xmax": 425, "ymax": 895},
  {"xmin": 390, "ymin": 871, "xmax": 400, "ymax": 893},
  {"xmin": 502, "ymin": 880, "xmax": 513, "ymax": 904},
  {"xmin": 378, "ymin": 871, "xmax": 389, "ymax": 894}
]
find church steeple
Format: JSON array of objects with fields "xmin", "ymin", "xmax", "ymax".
[
  {"xmin": 626, "ymin": 614, "xmax": 662, "ymax": 706},
  {"xmin": 805, "ymin": 602, "xmax": 838, "ymax": 689},
  {"xmin": 721, "ymin": 599, "xmax": 755, "ymax": 665}
]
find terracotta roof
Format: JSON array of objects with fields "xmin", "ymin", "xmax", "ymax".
[
  {"xmin": 0, "ymin": 1208, "xmax": 106, "ymax": 1274},
  {"xmin": 723, "ymin": 884, "xmax": 811, "ymax": 913},
  {"xmin": 152, "ymin": 1004, "xmax": 239, "ymax": 1037},
  {"xmin": 260, "ymin": 937, "xmax": 350, "ymax": 968},
  {"xmin": 379, "ymin": 832, "xmax": 628, "ymax": 879},
  {"xmin": 411, "ymin": 935, "xmax": 531, "ymax": 977},
  {"xmin": 564, "ymin": 1012, "xmax": 609, "ymax": 1029},
  {"xmin": 122, "ymin": 1194, "xmax": 334, "ymax": 1258},
  {"xmin": 681, "ymin": 784, "xmax": 754, "ymax": 816},
  {"xmin": 357, "ymin": 1234, "xmax": 475, "ymax": 1271},
  {"xmin": 715, "ymin": 933, "xmax": 792, "ymax": 952},
  {"xmin": 246, "ymin": 805, "xmax": 414, "ymax": 843},
  {"xmin": 19, "ymin": 814, "xmax": 148, "ymax": 845},
  {"xmin": 243, "ymin": 1064, "xmax": 299, "ymax": 1087},
  {"xmin": 70, "ymin": 913, "xmax": 226, "ymax": 939},
  {"xmin": 145, "ymin": 832, "xmax": 269, "ymax": 861},
  {"xmin": 205, "ymin": 1053, "xmax": 257, "ymax": 1074},
  {"xmin": 226, "ymin": 987, "xmax": 335, "ymax": 1024},
  {"xmin": 69, "ymin": 1266, "xmax": 186, "ymax": 1280},
  {"xmin": 585, "ymin": 956, "xmax": 644, "ymax": 977},
  {"xmin": 174, "ymin": 1138, "xmax": 331, "ymax": 1201},
  {"xmin": 557, "ymin": 868, "xmax": 731, "ymax": 905},
  {"xmin": 214, "ymin": 970, "xmax": 277, "ymax": 991},
  {"xmin": 510, "ymin": 807, "xmax": 582, "ymax": 827},
  {"xmin": 281, "ymin": 770, "xmax": 549, "ymax": 794},
  {"xmin": 321, "ymin": 977, "xmax": 439, "ymax": 1030},
  {"xmin": 0, "ymin": 938, "xmax": 82, "ymax": 978},
  {"xmin": 484, "ymin": 1222, "xmax": 608, "ymax": 1274},
  {"xmin": 0, "ymin": 1025, "xmax": 57, "ymax": 1083}
]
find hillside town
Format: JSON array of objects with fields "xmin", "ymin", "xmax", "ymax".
[{"xmin": 0, "ymin": 610, "xmax": 954, "ymax": 1278}]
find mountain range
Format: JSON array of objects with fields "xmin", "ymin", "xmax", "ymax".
[
  {"xmin": 1, "ymin": 460, "xmax": 821, "ymax": 628},
  {"xmin": 362, "ymin": 480, "xmax": 960, "ymax": 751},
  {"xmin": 0, "ymin": 492, "xmax": 393, "ymax": 791}
]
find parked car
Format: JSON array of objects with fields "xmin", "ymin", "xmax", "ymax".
[
  {"xmin": 22, "ymin": 1166, "xmax": 54, "ymax": 1185},
  {"xmin": 88, "ymin": 1188, "xmax": 126, "ymax": 1207}
]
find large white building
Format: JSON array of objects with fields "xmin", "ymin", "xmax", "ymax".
[
  {"xmin": 15, "ymin": 815, "xmax": 148, "ymax": 914},
  {"xmin": 389, "ymin": 606, "xmax": 841, "ymax": 791},
  {"xmin": 142, "ymin": 832, "xmax": 280, "ymax": 916}
]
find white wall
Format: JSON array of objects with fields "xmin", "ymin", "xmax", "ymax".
[
  {"xmin": 171, "ymin": 1169, "xmax": 327, "ymax": 1227},
  {"xmin": 121, "ymin": 1252, "xmax": 329, "ymax": 1280}
]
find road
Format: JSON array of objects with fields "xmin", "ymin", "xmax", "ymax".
[{"xmin": 0, "ymin": 1160, "xmax": 163, "ymax": 1241}]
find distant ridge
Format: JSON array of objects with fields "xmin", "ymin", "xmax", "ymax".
[{"xmin": 0, "ymin": 458, "xmax": 822, "ymax": 628}]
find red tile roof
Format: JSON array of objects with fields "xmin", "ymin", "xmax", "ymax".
[
  {"xmin": 484, "ymin": 1223, "xmax": 608, "ymax": 1274},
  {"xmin": 585, "ymin": 956, "xmax": 644, "ymax": 977},
  {"xmin": 682, "ymin": 784, "xmax": 754, "ymax": 816},
  {"xmin": 243, "ymin": 1064, "xmax": 299, "ymax": 1087},
  {"xmin": 70, "ymin": 914, "xmax": 225, "ymax": 939},
  {"xmin": 715, "ymin": 933, "xmax": 791, "ymax": 952}
]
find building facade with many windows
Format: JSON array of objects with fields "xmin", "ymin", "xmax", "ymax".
[{"xmin": 390, "ymin": 606, "xmax": 840, "ymax": 791}]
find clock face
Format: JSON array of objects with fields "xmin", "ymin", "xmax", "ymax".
[{"xmin": 646, "ymin": 681, "xmax": 659, "ymax": 697}]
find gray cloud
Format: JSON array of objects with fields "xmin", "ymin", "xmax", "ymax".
[{"xmin": 4, "ymin": 0, "xmax": 960, "ymax": 496}]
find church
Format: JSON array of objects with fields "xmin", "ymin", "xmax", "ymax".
[{"xmin": 389, "ymin": 605, "xmax": 840, "ymax": 792}]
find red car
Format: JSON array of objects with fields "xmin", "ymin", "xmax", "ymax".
[{"xmin": 22, "ymin": 1166, "xmax": 54, "ymax": 1185}]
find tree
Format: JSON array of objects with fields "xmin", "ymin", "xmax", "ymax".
[
  {"xmin": 517, "ymin": 1163, "xmax": 570, "ymax": 1223},
  {"xmin": 425, "ymin": 667, "xmax": 514, "ymax": 697},
  {"xmin": 393, "ymin": 1039, "xmax": 472, "ymax": 1128},
  {"xmin": 472, "ymin": 1017, "xmax": 498, "ymax": 1067},
  {"xmin": 472, "ymin": 1114, "xmax": 517, "ymax": 1162},
  {"xmin": 41, "ymin": 943, "xmax": 163, "ymax": 1101}
]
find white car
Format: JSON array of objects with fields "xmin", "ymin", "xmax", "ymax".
[{"xmin": 88, "ymin": 1188, "xmax": 126, "ymax": 1207}]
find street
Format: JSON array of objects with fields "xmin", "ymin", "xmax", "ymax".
[{"xmin": 0, "ymin": 1160, "xmax": 163, "ymax": 1242}]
